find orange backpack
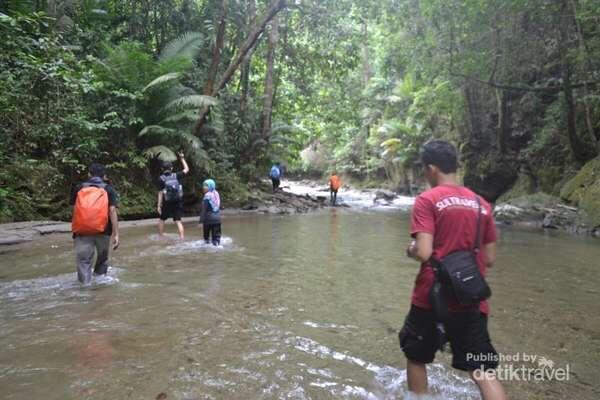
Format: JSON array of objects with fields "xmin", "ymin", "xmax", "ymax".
[
  {"xmin": 72, "ymin": 183, "xmax": 109, "ymax": 235},
  {"xmin": 330, "ymin": 175, "xmax": 341, "ymax": 191}
]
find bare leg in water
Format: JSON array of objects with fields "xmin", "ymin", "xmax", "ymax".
[
  {"xmin": 175, "ymin": 221, "xmax": 185, "ymax": 239},
  {"xmin": 407, "ymin": 360, "xmax": 506, "ymax": 399}
]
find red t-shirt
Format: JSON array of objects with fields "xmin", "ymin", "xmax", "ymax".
[{"xmin": 410, "ymin": 184, "xmax": 497, "ymax": 314}]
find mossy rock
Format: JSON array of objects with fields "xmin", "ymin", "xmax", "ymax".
[
  {"xmin": 579, "ymin": 186, "xmax": 600, "ymax": 227},
  {"xmin": 496, "ymin": 173, "xmax": 536, "ymax": 203},
  {"xmin": 560, "ymin": 158, "xmax": 600, "ymax": 226},
  {"xmin": 494, "ymin": 193, "xmax": 559, "ymax": 222}
]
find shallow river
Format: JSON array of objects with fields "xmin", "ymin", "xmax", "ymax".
[{"xmin": 0, "ymin": 208, "xmax": 599, "ymax": 399}]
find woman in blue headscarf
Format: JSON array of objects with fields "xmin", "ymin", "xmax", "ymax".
[{"xmin": 200, "ymin": 179, "xmax": 221, "ymax": 245}]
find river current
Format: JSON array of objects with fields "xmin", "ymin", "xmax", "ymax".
[{"xmin": 0, "ymin": 188, "xmax": 598, "ymax": 399}]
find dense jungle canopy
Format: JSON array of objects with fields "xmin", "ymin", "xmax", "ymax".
[{"xmin": 1, "ymin": 0, "xmax": 600, "ymax": 224}]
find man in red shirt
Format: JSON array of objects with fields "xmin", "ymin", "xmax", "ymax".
[{"xmin": 402, "ymin": 140, "xmax": 506, "ymax": 399}]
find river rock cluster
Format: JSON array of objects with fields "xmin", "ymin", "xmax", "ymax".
[
  {"xmin": 241, "ymin": 190, "xmax": 327, "ymax": 214},
  {"xmin": 494, "ymin": 193, "xmax": 600, "ymax": 237}
]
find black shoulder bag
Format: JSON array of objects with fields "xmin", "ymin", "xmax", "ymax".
[{"xmin": 429, "ymin": 196, "xmax": 492, "ymax": 321}]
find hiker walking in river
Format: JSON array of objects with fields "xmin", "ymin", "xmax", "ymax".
[
  {"xmin": 71, "ymin": 163, "xmax": 119, "ymax": 285},
  {"xmin": 269, "ymin": 162, "xmax": 282, "ymax": 192},
  {"xmin": 199, "ymin": 179, "xmax": 222, "ymax": 246},
  {"xmin": 329, "ymin": 171, "xmax": 341, "ymax": 206},
  {"xmin": 402, "ymin": 140, "xmax": 506, "ymax": 400},
  {"xmin": 157, "ymin": 152, "xmax": 189, "ymax": 239}
]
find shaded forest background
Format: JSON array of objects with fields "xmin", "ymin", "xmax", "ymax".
[{"xmin": 1, "ymin": 0, "xmax": 600, "ymax": 225}]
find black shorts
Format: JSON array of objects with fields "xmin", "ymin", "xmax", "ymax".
[
  {"xmin": 399, "ymin": 305, "xmax": 499, "ymax": 371},
  {"xmin": 160, "ymin": 201, "xmax": 183, "ymax": 221}
]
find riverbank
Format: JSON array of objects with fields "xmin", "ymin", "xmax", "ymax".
[
  {"xmin": 3, "ymin": 180, "xmax": 598, "ymax": 246},
  {"xmin": 0, "ymin": 183, "xmax": 330, "ymax": 245},
  {"xmin": 494, "ymin": 193, "xmax": 600, "ymax": 237}
]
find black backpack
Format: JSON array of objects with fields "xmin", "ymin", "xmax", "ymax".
[
  {"xmin": 161, "ymin": 173, "xmax": 183, "ymax": 202},
  {"xmin": 429, "ymin": 196, "xmax": 492, "ymax": 321}
]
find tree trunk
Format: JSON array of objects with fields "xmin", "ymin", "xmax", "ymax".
[
  {"xmin": 569, "ymin": 0, "xmax": 600, "ymax": 152},
  {"xmin": 558, "ymin": 0, "xmax": 590, "ymax": 163},
  {"xmin": 196, "ymin": 0, "xmax": 228, "ymax": 131},
  {"xmin": 496, "ymin": 89, "xmax": 511, "ymax": 153},
  {"xmin": 261, "ymin": 15, "xmax": 279, "ymax": 140},
  {"xmin": 240, "ymin": 0, "xmax": 256, "ymax": 112},
  {"xmin": 194, "ymin": 0, "xmax": 287, "ymax": 136},
  {"xmin": 205, "ymin": 0, "xmax": 228, "ymax": 94},
  {"xmin": 361, "ymin": 19, "xmax": 371, "ymax": 177}
]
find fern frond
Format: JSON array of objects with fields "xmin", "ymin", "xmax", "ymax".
[
  {"xmin": 159, "ymin": 110, "xmax": 200, "ymax": 125},
  {"xmin": 174, "ymin": 130, "xmax": 203, "ymax": 151},
  {"xmin": 138, "ymin": 125, "xmax": 176, "ymax": 137},
  {"xmin": 161, "ymin": 95, "xmax": 217, "ymax": 114},
  {"xmin": 143, "ymin": 72, "xmax": 181, "ymax": 92},
  {"xmin": 160, "ymin": 31, "xmax": 203, "ymax": 61},
  {"xmin": 143, "ymin": 145, "xmax": 177, "ymax": 161}
]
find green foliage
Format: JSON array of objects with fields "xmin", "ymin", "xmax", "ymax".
[
  {"xmin": 133, "ymin": 32, "xmax": 216, "ymax": 173},
  {"xmin": 159, "ymin": 31, "xmax": 203, "ymax": 61},
  {"xmin": 3, "ymin": 0, "xmax": 600, "ymax": 221}
]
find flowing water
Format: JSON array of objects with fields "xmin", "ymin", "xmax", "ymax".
[{"xmin": 0, "ymin": 204, "xmax": 599, "ymax": 399}]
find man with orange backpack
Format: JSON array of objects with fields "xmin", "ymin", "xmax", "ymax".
[
  {"xmin": 71, "ymin": 163, "xmax": 119, "ymax": 285},
  {"xmin": 329, "ymin": 171, "xmax": 341, "ymax": 206}
]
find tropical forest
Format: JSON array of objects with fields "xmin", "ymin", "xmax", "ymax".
[{"xmin": 1, "ymin": 1, "xmax": 600, "ymax": 399}]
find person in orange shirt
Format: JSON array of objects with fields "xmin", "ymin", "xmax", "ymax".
[{"xmin": 329, "ymin": 172, "xmax": 341, "ymax": 205}]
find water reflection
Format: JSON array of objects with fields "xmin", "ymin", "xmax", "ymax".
[{"xmin": 72, "ymin": 331, "xmax": 114, "ymax": 374}]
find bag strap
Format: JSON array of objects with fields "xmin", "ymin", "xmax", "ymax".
[
  {"xmin": 82, "ymin": 181, "xmax": 107, "ymax": 189},
  {"xmin": 474, "ymin": 196, "xmax": 482, "ymax": 252}
]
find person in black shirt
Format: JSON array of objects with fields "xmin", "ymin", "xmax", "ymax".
[{"xmin": 157, "ymin": 152, "xmax": 189, "ymax": 239}]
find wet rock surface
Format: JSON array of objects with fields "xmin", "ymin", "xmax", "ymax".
[
  {"xmin": 253, "ymin": 190, "xmax": 326, "ymax": 214},
  {"xmin": 0, "ymin": 221, "xmax": 71, "ymax": 245},
  {"xmin": 494, "ymin": 193, "xmax": 599, "ymax": 236},
  {"xmin": 0, "ymin": 185, "xmax": 328, "ymax": 246},
  {"xmin": 373, "ymin": 189, "xmax": 397, "ymax": 204}
]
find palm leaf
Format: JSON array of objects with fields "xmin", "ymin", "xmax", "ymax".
[
  {"xmin": 143, "ymin": 145, "xmax": 177, "ymax": 161},
  {"xmin": 164, "ymin": 83, "xmax": 196, "ymax": 102},
  {"xmin": 160, "ymin": 31, "xmax": 203, "ymax": 61},
  {"xmin": 161, "ymin": 95, "xmax": 217, "ymax": 114},
  {"xmin": 138, "ymin": 125, "xmax": 176, "ymax": 137},
  {"xmin": 143, "ymin": 72, "xmax": 181, "ymax": 92},
  {"xmin": 175, "ymin": 131, "xmax": 203, "ymax": 151},
  {"xmin": 159, "ymin": 110, "xmax": 200, "ymax": 125}
]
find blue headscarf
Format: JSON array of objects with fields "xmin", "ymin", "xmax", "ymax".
[{"xmin": 202, "ymin": 179, "xmax": 220, "ymax": 212}]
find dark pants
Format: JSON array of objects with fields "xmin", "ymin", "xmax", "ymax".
[
  {"xmin": 330, "ymin": 189, "xmax": 338, "ymax": 205},
  {"xmin": 203, "ymin": 223, "xmax": 221, "ymax": 245},
  {"xmin": 74, "ymin": 235, "xmax": 110, "ymax": 284},
  {"xmin": 271, "ymin": 177, "xmax": 280, "ymax": 191}
]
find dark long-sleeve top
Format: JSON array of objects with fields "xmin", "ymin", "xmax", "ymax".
[{"xmin": 200, "ymin": 198, "xmax": 221, "ymax": 224}]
